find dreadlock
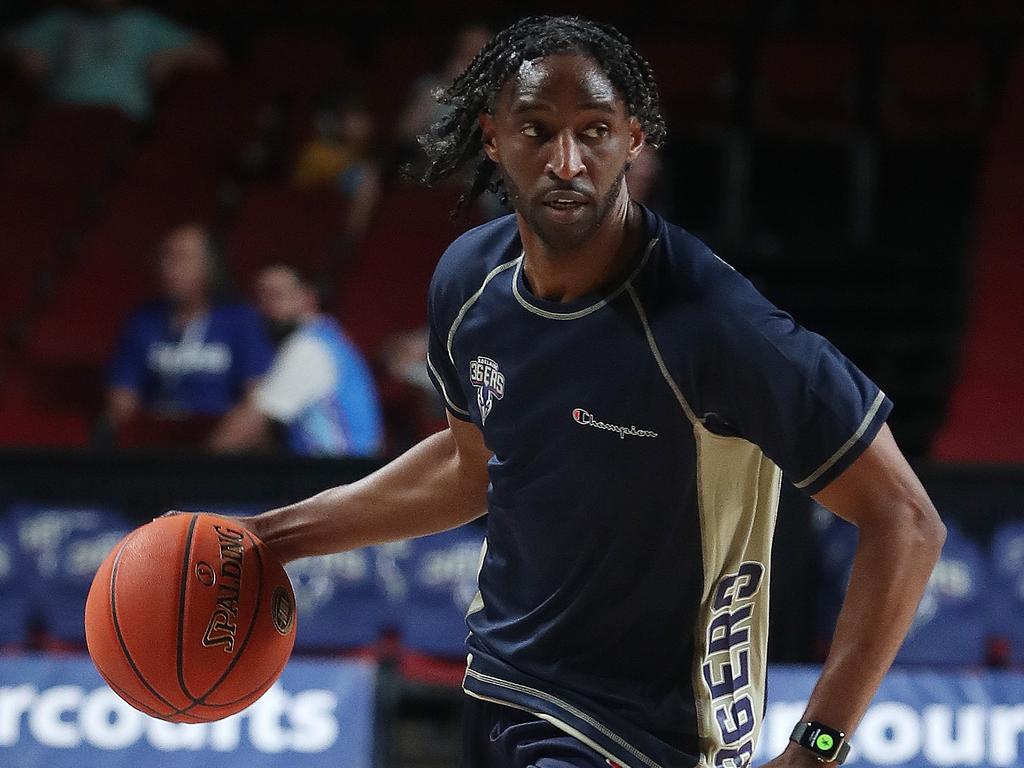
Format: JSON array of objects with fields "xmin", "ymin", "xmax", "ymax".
[{"xmin": 417, "ymin": 16, "xmax": 667, "ymax": 215}]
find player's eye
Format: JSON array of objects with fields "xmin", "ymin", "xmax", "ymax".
[
  {"xmin": 521, "ymin": 123, "xmax": 542, "ymax": 138},
  {"xmin": 582, "ymin": 124, "xmax": 610, "ymax": 139}
]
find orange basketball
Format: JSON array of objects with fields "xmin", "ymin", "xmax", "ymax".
[{"xmin": 84, "ymin": 513, "xmax": 296, "ymax": 723}]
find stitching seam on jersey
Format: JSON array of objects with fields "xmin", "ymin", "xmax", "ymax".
[
  {"xmin": 447, "ymin": 258, "xmax": 520, "ymax": 365},
  {"xmin": 793, "ymin": 390, "xmax": 886, "ymax": 489},
  {"xmin": 511, "ymin": 238, "xmax": 659, "ymax": 320},
  {"xmin": 461, "ymin": 690, "xmax": 637, "ymax": 768},
  {"xmin": 426, "ymin": 352, "xmax": 471, "ymax": 416},
  {"xmin": 626, "ymin": 285, "xmax": 699, "ymax": 426},
  {"xmin": 464, "ymin": 667, "xmax": 662, "ymax": 768}
]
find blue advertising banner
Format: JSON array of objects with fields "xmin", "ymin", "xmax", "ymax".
[
  {"xmin": 755, "ymin": 666, "xmax": 1024, "ymax": 768},
  {"xmin": 0, "ymin": 654, "xmax": 375, "ymax": 768}
]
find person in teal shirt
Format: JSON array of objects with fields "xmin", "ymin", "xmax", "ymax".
[{"xmin": 3, "ymin": 0, "xmax": 221, "ymax": 121}]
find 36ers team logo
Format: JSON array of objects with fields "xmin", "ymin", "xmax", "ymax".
[{"xmin": 469, "ymin": 356, "xmax": 505, "ymax": 425}]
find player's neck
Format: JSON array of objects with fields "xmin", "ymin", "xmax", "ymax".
[{"xmin": 518, "ymin": 195, "xmax": 644, "ymax": 305}]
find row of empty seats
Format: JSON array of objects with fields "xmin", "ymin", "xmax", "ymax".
[
  {"xmin": 0, "ymin": 504, "xmax": 485, "ymax": 685},
  {"xmin": 0, "ymin": 22, "xmax": 1014, "ymax": 455},
  {"xmin": 4, "ymin": 502, "xmax": 1022, "ymax": 676},
  {"xmin": 814, "ymin": 512, "xmax": 1024, "ymax": 666}
]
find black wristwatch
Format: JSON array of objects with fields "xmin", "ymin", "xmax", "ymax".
[{"xmin": 790, "ymin": 721, "xmax": 851, "ymax": 764}]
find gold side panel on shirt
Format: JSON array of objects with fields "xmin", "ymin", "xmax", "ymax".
[
  {"xmin": 691, "ymin": 424, "xmax": 782, "ymax": 768},
  {"xmin": 466, "ymin": 538, "xmax": 487, "ymax": 617}
]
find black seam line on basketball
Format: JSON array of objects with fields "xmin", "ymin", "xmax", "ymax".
[
  {"xmin": 187, "ymin": 652, "xmax": 288, "ymax": 711},
  {"xmin": 185, "ymin": 530, "xmax": 266, "ymax": 710},
  {"xmin": 109, "ymin": 532, "xmax": 181, "ymax": 714},
  {"xmin": 95, "ymin": 665, "xmax": 171, "ymax": 720},
  {"xmin": 186, "ymin": 634, "xmax": 292, "ymax": 712},
  {"xmin": 100, "ymin": 667, "xmax": 205, "ymax": 720},
  {"xmin": 176, "ymin": 513, "xmax": 201, "ymax": 703},
  {"xmin": 188, "ymin": 620, "xmax": 290, "ymax": 711}
]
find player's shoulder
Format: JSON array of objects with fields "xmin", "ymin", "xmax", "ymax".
[
  {"xmin": 646, "ymin": 213, "xmax": 756, "ymax": 308},
  {"xmin": 430, "ymin": 213, "xmax": 520, "ymax": 304},
  {"xmin": 640, "ymin": 211, "xmax": 785, "ymax": 356}
]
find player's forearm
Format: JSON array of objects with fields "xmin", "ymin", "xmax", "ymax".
[
  {"xmin": 796, "ymin": 503, "xmax": 945, "ymax": 737},
  {"xmin": 245, "ymin": 428, "xmax": 487, "ymax": 562}
]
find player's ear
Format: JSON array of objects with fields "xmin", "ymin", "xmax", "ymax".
[
  {"xmin": 626, "ymin": 116, "xmax": 645, "ymax": 164},
  {"xmin": 479, "ymin": 113, "xmax": 500, "ymax": 163}
]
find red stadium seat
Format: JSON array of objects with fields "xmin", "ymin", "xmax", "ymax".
[
  {"xmin": 814, "ymin": 0, "xmax": 926, "ymax": 30},
  {"xmin": 0, "ymin": 404, "xmax": 91, "ymax": 448},
  {"xmin": 936, "ymin": 0, "xmax": 1024, "ymax": 30},
  {"xmin": 880, "ymin": 39, "xmax": 990, "ymax": 138},
  {"xmin": 748, "ymin": 36, "xmax": 871, "ymax": 246},
  {"xmin": 25, "ymin": 183, "xmax": 217, "ymax": 376},
  {"xmin": 674, "ymin": 0, "xmax": 757, "ymax": 27},
  {"xmin": 634, "ymin": 35, "xmax": 737, "ymax": 131},
  {"xmin": 1, "ymin": 105, "xmax": 133, "ymax": 187},
  {"xmin": 335, "ymin": 184, "xmax": 470, "ymax": 357},
  {"xmin": 240, "ymin": 31, "xmax": 351, "ymax": 100},
  {"xmin": 229, "ymin": 185, "xmax": 349, "ymax": 285},
  {"xmin": 754, "ymin": 35, "xmax": 862, "ymax": 134},
  {"xmin": 152, "ymin": 68, "xmax": 246, "ymax": 150},
  {"xmin": 932, "ymin": 52, "xmax": 1024, "ymax": 461},
  {"xmin": 115, "ymin": 413, "xmax": 221, "ymax": 450},
  {"xmin": 367, "ymin": 29, "xmax": 434, "ymax": 132}
]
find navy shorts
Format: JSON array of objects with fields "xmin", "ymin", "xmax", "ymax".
[{"xmin": 462, "ymin": 696, "xmax": 611, "ymax": 768}]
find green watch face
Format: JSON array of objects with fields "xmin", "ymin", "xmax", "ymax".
[{"xmin": 816, "ymin": 734, "xmax": 835, "ymax": 752}]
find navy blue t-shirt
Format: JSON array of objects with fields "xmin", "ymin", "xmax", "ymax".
[
  {"xmin": 425, "ymin": 206, "xmax": 891, "ymax": 768},
  {"xmin": 109, "ymin": 302, "xmax": 273, "ymax": 416}
]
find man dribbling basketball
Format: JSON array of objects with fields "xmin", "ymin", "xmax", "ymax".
[{"xmin": 237, "ymin": 16, "xmax": 945, "ymax": 768}]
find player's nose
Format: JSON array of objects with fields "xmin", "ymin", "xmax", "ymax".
[{"xmin": 545, "ymin": 128, "xmax": 585, "ymax": 180}]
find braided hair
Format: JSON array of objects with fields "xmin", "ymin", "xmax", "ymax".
[{"xmin": 417, "ymin": 16, "xmax": 666, "ymax": 214}]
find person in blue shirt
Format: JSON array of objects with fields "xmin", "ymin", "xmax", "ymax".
[
  {"xmin": 209, "ymin": 263, "xmax": 383, "ymax": 457},
  {"xmin": 227, "ymin": 17, "xmax": 945, "ymax": 768},
  {"xmin": 108, "ymin": 224, "xmax": 273, "ymax": 431}
]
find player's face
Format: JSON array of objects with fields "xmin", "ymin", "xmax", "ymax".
[{"xmin": 480, "ymin": 53, "xmax": 644, "ymax": 252}]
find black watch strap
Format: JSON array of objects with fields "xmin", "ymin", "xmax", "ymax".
[{"xmin": 790, "ymin": 721, "xmax": 851, "ymax": 764}]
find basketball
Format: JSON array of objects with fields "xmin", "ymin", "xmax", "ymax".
[{"xmin": 84, "ymin": 513, "xmax": 296, "ymax": 723}]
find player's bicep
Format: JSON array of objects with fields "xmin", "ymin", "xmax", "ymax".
[
  {"xmin": 811, "ymin": 423, "xmax": 940, "ymax": 532},
  {"xmin": 448, "ymin": 411, "xmax": 492, "ymax": 462},
  {"xmin": 447, "ymin": 411, "xmax": 492, "ymax": 483}
]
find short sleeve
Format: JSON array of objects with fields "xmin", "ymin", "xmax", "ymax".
[
  {"xmin": 705, "ymin": 280, "xmax": 892, "ymax": 495},
  {"xmin": 108, "ymin": 313, "xmax": 148, "ymax": 392},
  {"xmin": 254, "ymin": 336, "xmax": 336, "ymax": 423},
  {"xmin": 426, "ymin": 284, "xmax": 472, "ymax": 422}
]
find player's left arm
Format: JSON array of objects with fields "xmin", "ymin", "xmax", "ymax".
[{"xmin": 765, "ymin": 422, "xmax": 946, "ymax": 767}]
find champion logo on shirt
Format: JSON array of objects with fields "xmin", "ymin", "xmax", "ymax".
[
  {"xmin": 469, "ymin": 356, "xmax": 505, "ymax": 425},
  {"xmin": 572, "ymin": 408, "xmax": 659, "ymax": 439}
]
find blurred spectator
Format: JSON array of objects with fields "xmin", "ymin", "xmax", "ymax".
[
  {"xmin": 382, "ymin": 328, "xmax": 434, "ymax": 399},
  {"xmin": 210, "ymin": 264, "xmax": 383, "ymax": 457},
  {"xmin": 2, "ymin": 0, "xmax": 222, "ymax": 121},
  {"xmin": 292, "ymin": 86, "xmax": 382, "ymax": 240},
  {"xmin": 396, "ymin": 23, "xmax": 491, "ymax": 159},
  {"xmin": 108, "ymin": 224, "xmax": 273, "ymax": 431},
  {"xmin": 626, "ymin": 148, "xmax": 675, "ymax": 220}
]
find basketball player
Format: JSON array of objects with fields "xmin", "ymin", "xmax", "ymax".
[{"xmin": 240, "ymin": 17, "xmax": 945, "ymax": 768}]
